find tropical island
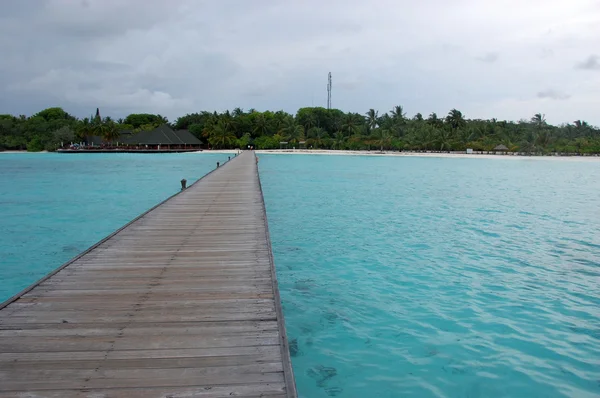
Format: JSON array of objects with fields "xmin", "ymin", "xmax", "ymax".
[{"xmin": 1, "ymin": 106, "xmax": 599, "ymax": 154}]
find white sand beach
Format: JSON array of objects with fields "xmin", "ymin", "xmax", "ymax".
[
  {"xmin": 190, "ymin": 149, "xmax": 239, "ymax": 154},
  {"xmin": 0, "ymin": 150, "xmax": 48, "ymax": 154},
  {"xmin": 251, "ymin": 149, "xmax": 600, "ymax": 162},
  {"xmin": 190, "ymin": 148, "xmax": 600, "ymax": 161}
]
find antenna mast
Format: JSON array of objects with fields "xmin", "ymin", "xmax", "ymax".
[{"xmin": 327, "ymin": 72, "xmax": 332, "ymax": 109}]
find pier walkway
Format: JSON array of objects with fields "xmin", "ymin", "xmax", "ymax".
[{"xmin": 0, "ymin": 151, "xmax": 296, "ymax": 397}]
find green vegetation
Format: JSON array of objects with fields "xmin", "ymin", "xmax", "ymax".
[
  {"xmin": 0, "ymin": 109, "xmax": 169, "ymax": 151},
  {"xmin": 1, "ymin": 106, "xmax": 599, "ymax": 153}
]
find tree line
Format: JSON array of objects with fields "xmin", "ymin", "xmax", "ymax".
[{"xmin": 1, "ymin": 106, "xmax": 599, "ymax": 153}]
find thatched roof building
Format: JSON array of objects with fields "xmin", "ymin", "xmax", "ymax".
[
  {"xmin": 122, "ymin": 125, "xmax": 202, "ymax": 147},
  {"xmin": 86, "ymin": 130, "xmax": 132, "ymax": 146},
  {"xmin": 84, "ymin": 125, "xmax": 202, "ymax": 148}
]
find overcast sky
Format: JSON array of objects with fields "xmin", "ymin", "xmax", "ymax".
[{"xmin": 1, "ymin": 0, "xmax": 599, "ymax": 125}]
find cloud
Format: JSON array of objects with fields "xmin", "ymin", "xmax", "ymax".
[
  {"xmin": 576, "ymin": 55, "xmax": 600, "ymax": 70},
  {"xmin": 0, "ymin": 0, "xmax": 599, "ymax": 124},
  {"xmin": 337, "ymin": 80, "xmax": 362, "ymax": 91},
  {"xmin": 243, "ymin": 86, "xmax": 275, "ymax": 98},
  {"xmin": 476, "ymin": 53, "xmax": 499, "ymax": 63},
  {"xmin": 537, "ymin": 89, "xmax": 571, "ymax": 100},
  {"xmin": 539, "ymin": 48, "xmax": 554, "ymax": 59}
]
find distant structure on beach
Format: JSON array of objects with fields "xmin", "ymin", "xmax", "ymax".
[
  {"xmin": 69, "ymin": 124, "xmax": 203, "ymax": 152},
  {"xmin": 327, "ymin": 72, "xmax": 332, "ymax": 109}
]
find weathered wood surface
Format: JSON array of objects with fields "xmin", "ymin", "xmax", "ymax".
[{"xmin": 0, "ymin": 151, "xmax": 297, "ymax": 398}]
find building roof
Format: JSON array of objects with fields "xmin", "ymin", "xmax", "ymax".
[
  {"xmin": 86, "ymin": 132, "xmax": 132, "ymax": 146},
  {"xmin": 174, "ymin": 129, "xmax": 204, "ymax": 145},
  {"xmin": 494, "ymin": 144, "xmax": 509, "ymax": 151},
  {"xmin": 122, "ymin": 125, "xmax": 202, "ymax": 145}
]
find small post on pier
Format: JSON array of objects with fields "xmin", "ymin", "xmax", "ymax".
[
  {"xmin": 217, "ymin": 162, "xmax": 220, "ymax": 168},
  {"xmin": 180, "ymin": 179, "xmax": 187, "ymax": 190},
  {"xmin": 228, "ymin": 156, "xmax": 231, "ymax": 161}
]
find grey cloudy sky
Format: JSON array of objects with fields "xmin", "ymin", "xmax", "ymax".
[{"xmin": 1, "ymin": 0, "xmax": 599, "ymax": 124}]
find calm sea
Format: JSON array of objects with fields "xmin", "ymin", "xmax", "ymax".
[
  {"xmin": 0, "ymin": 152, "xmax": 227, "ymax": 300},
  {"xmin": 259, "ymin": 155, "xmax": 600, "ymax": 398},
  {"xmin": 1, "ymin": 153, "xmax": 600, "ymax": 397}
]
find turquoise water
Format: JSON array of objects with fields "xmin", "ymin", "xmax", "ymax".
[
  {"xmin": 1, "ymin": 153, "xmax": 600, "ymax": 397},
  {"xmin": 0, "ymin": 152, "xmax": 227, "ymax": 301},
  {"xmin": 259, "ymin": 155, "xmax": 600, "ymax": 398}
]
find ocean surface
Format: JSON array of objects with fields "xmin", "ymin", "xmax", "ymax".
[
  {"xmin": 258, "ymin": 155, "xmax": 600, "ymax": 398},
  {"xmin": 0, "ymin": 152, "xmax": 228, "ymax": 300},
  {"xmin": 1, "ymin": 153, "xmax": 600, "ymax": 397}
]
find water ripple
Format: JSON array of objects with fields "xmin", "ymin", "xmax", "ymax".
[
  {"xmin": 0, "ymin": 153, "xmax": 229, "ymax": 301},
  {"xmin": 261, "ymin": 155, "xmax": 600, "ymax": 398}
]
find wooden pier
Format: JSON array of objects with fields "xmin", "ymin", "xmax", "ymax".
[{"xmin": 0, "ymin": 151, "xmax": 297, "ymax": 397}]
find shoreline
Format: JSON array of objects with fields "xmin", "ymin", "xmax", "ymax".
[
  {"xmin": 253, "ymin": 149, "xmax": 600, "ymax": 161},
  {"xmin": 0, "ymin": 150, "xmax": 48, "ymax": 154},
  {"xmin": 4, "ymin": 149, "xmax": 600, "ymax": 161}
]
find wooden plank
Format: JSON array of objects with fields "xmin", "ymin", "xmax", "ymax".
[
  {"xmin": 0, "ymin": 345, "xmax": 282, "ymax": 362},
  {"xmin": 1, "ymin": 371, "xmax": 284, "ymax": 391},
  {"xmin": 0, "ymin": 313, "xmax": 278, "ymax": 325},
  {"xmin": 0, "ymin": 335, "xmax": 281, "ymax": 353},
  {"xmin": 0, "ymin": 321, "xmax": 279, "ymax": 338},
  {"xmin": 0, "ymin": 152, "xmax": 296, "ymax": 397},
  {"xmin": 1, "ymin": 356, "xmax": 281, "ymax": 371},
  {"xmin": 6, "ymin": 299, "xmax": 275, "ymax": 312},
  {"xmin": 0, "ymin": 361, "xmax": 283, "ymax": 380},
  {"xmin": 12, "ymin": 292, "xmax": 275, "ymax": 302},
  {"xmin": 0, "ymin": 384, "xmax": 287, "ymax": 398}
]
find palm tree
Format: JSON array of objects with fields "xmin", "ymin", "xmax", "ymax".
[
  {"xmin": 466, "ymin": 124, "xmax": 488, "ymax": 143},
  {"xmin": 278, "ymin": 118, "xmax": 303, "ymax": 145},
  {"xmin": 377, "ymin": 113, "xmax": 391, "ymax": 130},
  {"xmin": 331, "ymin": 116, "xmax": 343, "ymax": 133},
  {"xmin": 280, "ymin": 117, "xmax": 297, "ymax": 139},
  {"xmin": 409, "ymin": 124, "xmax": 437, "ymax": 150},
  {"xmin": 374, "ymin": 128, "xmax": 392, "ymax": 151},
  {"xmin": 427, "ymin": 112, "xmax": 442, "ymax": 128},
  {"xmin": 536, "ymin": 125, "xmax": 554, "ymax": 150},
  {"xmin": 342, "ymin": 113, "xmax": 361, "ymax": 136},
  {"xmin": 390, "ymin": 105, "xmax": 406, "ymax": 122},
  {"xmin": 365, "ymin": 109, "xmax": 379, "ymax": 132},
  {"xmin": 208, "ymin": 120, "xmax": 236, "ymax": 148},
  {"xmin": 272, "ymin": 117, "xmax": 285, "ymax": 136},
  {"xmin": 288, "ymin": 124, "xmax": 305, "ymax": 145},
  {"xmin": 446, "ymin": 109, "xmax": 466, "ymax": 131},
  {"xmin": 77, "ymin": 117, "xmax": 94, "ymax": 144},
  {"xmin": 573, "ymin": 120, "xmax": 592, "ymax": 138},
  {"xmin": 435, "ymin": 129, "xmax": 453, "ymax": 151},
  {"xmin": 232, "ymin": 108, "xmax": 245, "ymax": 117},
  {"xmin": 307, "ymin": 127, "xmax": 327, "ymax": 148},
  {"xmin": 531, "ymin": 113, "xmax": 546, "ymax": 127},
  {"xmin": 520, "ymin": 129, "xmax": 538, "ymax": 153},
  {"xmin": 102, "ymin": 122, "xmax": 121, "ymax": 144},
  {"xmin": 154, "ymin": 114, "xmax": 168, "ymax": 126},
  {"xmin": 303, "ymin": 113, "xmax": 318, "ymax": 132},
  {"xmin": 93, "ymin": 122, "xmax": 109, "ymax": 142},
  {"xmin": 332, "ymin": 131, "xmax": 345, "ymax": 150},
  {"xmin": 220, "ymin": 114, "xmax": 237, "ymax": 135},
  {"xmin": 253, "ymin": 113, "xmax": 270, "ymax": 136}
]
